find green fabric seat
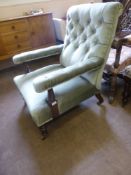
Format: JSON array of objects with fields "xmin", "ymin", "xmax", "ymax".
[{"xmin": 14, "ymin": 66, "xmax": 96, "ymax": 127}]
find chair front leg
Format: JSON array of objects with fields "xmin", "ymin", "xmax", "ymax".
[
  {"xmin": 95, "ymin": 92, "xmax": 104, "ymax": 105},
  {"xmin": 122, "ymin": 76, "xmax": 131, "ymax": 106},
  {"xmin": 108, "ymin": 39, "xmax": 122, "ymax": 104},
  {"xmin": 109, "ymin": 71, "xmax": 118, "ymax": 104},
  {"xmin": 39, "ymin": 124, "xmax": 48, "ymax": 140}
]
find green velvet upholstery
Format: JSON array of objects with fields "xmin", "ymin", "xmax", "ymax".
[
  {"xmin": 14, "ymin": 68, "xmax": 97, "ymax": 126},
  {"xmin": 13, "ymin": 2, "xmax": 123, "ymax": 127}
]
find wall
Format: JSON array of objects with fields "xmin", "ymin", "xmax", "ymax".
[{"xmin": 0, "ymin": 0, "xmax": 101, "ymax": 20}]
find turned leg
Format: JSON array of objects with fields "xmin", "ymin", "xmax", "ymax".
[
  {"xmin": 95, "ymin": 93, "xmax": 104, "ymax": 105},
  {"xmin": 122, "ymin": 76, "xmax": 131, "ymax": 106},
  {"xmin": 122, "ymin": 80, "xmax": 128, "ymax": 106},
  {"xmin": 39, "ymin": 125, "xmax": 48, "ymax": 140},
  {"xmin": 108, "ymin": 43, "xmax": 122, "ymax": 104},
  {"xmin": 109, "ymin": 73, "xmax": 117, "ymax": 104}
]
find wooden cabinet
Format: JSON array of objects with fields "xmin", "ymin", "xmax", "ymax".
[{"xmin": 0, "ymin": 13, "xmax": 56, "ymax": 69}]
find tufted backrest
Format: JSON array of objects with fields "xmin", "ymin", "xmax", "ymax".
[{"xmin": 60, "ymin": 2, "xmax": 123, "ymax": 67}]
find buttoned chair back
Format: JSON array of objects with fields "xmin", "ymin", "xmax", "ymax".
[{"xmin": 60, "ymin": 3, "xmax": 123, "ymax": 89}]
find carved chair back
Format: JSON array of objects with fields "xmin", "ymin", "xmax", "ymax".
[{"xmin": 103, "ymin": 0, "xmax": 131, "ymax": 35}]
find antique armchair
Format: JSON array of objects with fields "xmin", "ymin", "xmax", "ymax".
[
  {"xmin": 103, "ymin": 0, "xmax": 131, "ymax": 103},
  {"xmin": 13, "ymin": 2, "xmax": 122, "ymax": 138}
]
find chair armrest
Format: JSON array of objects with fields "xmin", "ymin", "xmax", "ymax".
[
  {"xmin": 13, "ymin": 44, "xmax": 64, "ymax": 64},
  {"xmin": 121, "ymin": 34, "xmax": 131, "ymax": 46},
  {"xmin": 111, "ymin": 34, "xmax": 131, "ymax": 68},
  {"xmin": 111, "ymin": 37, "xmax": 123, "ymax": 68},
  {"xmin": 33, "ymin": 57, "xmax": 104, "ymax": 92}
]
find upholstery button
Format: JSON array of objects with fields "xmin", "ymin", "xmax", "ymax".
[
  {"xmin": 80, "ymin": 26, "xmax": 84, "ymax": 32},
  {"xmin": 81, "ymin": 35, "xmax": 87, "ymax": 42},
  {"xmin": 87, "ymin": 18, "xmax": 91, "ymax": 25},
  {"xmin": 92, "ymin": 28, "xmax": 96, "ymax": 34},
  {"xmin": 99, "ymin": 18, "xmax": 103, "ymax": 25},
  {"xmin": 76, "ymin": 18, "xmax": 79, "ymax": 23},
  {"xmin": 94, "ymin": 39, "xmax": 98, "ymax": 45},
  {"xmin": 69, "ymin": 23, "xmax": 73, "ymax": 29},
  {"xmin": 84, "ymin": 35, "xmax": 87, "ymax": 40},
  {"xmin": 85, "ymin": 44, "xmax": 90, "ymax": 52},
  {"xmin": 75, "ymin": 44, "xmax": 78, "ymax": 49},
  {"xmin": 71, "ymin": 32, "xmax": 77, "ymax": 39},
  {"xmin": 74, "ymin": 33, "xmax": 77, "ymax": 38},
  {"xmin": 85, "ymin": 46, "xmax": 89, "ymax": 52},
  {"xmin": 94, "ymin": 41, "xmax": 97, "ymax": 45}
]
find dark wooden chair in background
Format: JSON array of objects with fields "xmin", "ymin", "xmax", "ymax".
[
  {"xmin": 103, "ymin": 0, "xmax": 131, "ymax": 103},
  {"xmin": 118, "ymin": 65, "xmax": 131, "ymax": 106}
]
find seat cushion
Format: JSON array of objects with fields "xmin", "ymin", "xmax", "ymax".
[{"xmin": 14, "ymin": 65, "xmax": 97, "ymax": 127}]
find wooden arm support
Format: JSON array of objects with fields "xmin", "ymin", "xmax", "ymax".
[
  {"xmin": 112, "ymin": 34, "xmax": 131, "ymax": 69},
  {"xmin": 112, "ymin": 37, "xmax": 123, "ymax": 68},
  {"xmin": 47, "ymin": 88, "xmax": 59, "ymax": 118}
]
